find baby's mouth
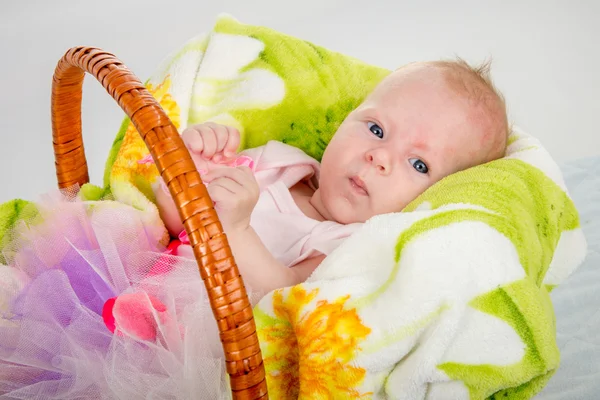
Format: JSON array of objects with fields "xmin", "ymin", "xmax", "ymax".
[{"xmin": 349, "ymin": 176, "xmax": 368, "ymax": 196}]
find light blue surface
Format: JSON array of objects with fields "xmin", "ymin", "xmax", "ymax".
[{"xmin": 538, "ymin": 156, "xmax": 600, "ymax": 399}]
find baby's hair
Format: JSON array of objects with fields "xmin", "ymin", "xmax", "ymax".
[{"xmin": 426, "ymin": 58, "xmax": 510, "ymax": 159}]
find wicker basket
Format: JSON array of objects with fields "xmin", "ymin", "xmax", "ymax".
[{"xmin": 51, "ymin": 47, "xmax": 267, "ymax": 399}]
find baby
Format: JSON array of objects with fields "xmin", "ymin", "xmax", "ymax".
[{"xmin": 155, "ymin": 59, "xmax": 509, "ymax": 294}]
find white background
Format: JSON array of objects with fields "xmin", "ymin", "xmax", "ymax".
[{"xmin": 1, "ymin": 0, "xmax": 598, "ymax": 203}]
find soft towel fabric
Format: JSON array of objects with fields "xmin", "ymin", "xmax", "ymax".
[
  {"xmin": 537, "ymin": 156, "xmax": 600, "ymax": 399},
  {"xmin": 0, "ymin": 14, "xmax": 587, "ymax": 399},
  {"xmin": 254, "ymin": 129, "xmax": 587, "ymax": 399}
]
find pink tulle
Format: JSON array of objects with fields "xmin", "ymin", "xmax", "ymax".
[{"xmin": 0, "ymin": 188, "xmax": 258, "ymax": 399}]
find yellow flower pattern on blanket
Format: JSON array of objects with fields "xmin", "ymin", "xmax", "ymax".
[
  {"xmin": 258, "ymin": 286, "xmax": 372, "ymax": 399},
  {"xmin": 110, "ymin": 77, "xmax": 181, "ymax": 187}
]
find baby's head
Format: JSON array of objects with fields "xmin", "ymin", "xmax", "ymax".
[{"xmin": 314, "ymin": 59, "xmax": 509, "ymax": 224}]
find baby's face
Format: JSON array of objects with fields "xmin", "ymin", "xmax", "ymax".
[{"xmin": 316, "ymin": 64, "xmax": 504, "ymax": 224}]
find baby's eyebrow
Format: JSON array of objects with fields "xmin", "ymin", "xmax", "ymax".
[
  {"xmin": 358, "ymin": 106, "xmax": 379, "ymax": 118},
  {"xmin": 360, "ymin": 107, "xmax": 395, "ymax": 130},
  {"xmin": 403, "ymin": 130, "xmax": 433, "ymax": 168},
  {"xmin": 411, "ymin": 139, "xmax": 430, "ymax": 152}
]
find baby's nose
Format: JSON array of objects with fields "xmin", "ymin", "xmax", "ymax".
[{"xmin": 366, "ymin": 151, "xmax": 390, "ymax": 174}]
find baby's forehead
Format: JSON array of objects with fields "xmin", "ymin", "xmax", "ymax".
[
  {"xmin": 373, "ymin": 64, "xmax": 504, "ymax": 122},
  {"xmin": 379, "ymin": 62, "xmax": 490, "ymax": 97},
  {"xmin": 369, "ymin": 66, "xmax": 450, "ymax": 101},
  {"xmin": 363, "ymin": 61, "xmax": 507, "ymax": 163},
  {"xmin": 389, "ymin": 63, "xmax": 448, "ymax": 84},
  {"xmin": 362, "ymin": 70, "xmax": 459, "ymax": 116}
]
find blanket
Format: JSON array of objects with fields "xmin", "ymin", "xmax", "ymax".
[
  {"xmin": 0, "ymin": 14, "xmax": 586, "ymax": 399},
  {"xmin": 254, "ymin": 129, "xmax": 587, "ymax": 399}
]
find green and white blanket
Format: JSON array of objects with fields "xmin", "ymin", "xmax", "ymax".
[{"xmin": 0, "ymin": 14, "xmax": 586, "ymax": 399}]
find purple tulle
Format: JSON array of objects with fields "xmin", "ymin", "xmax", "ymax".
[{"xmin": 0, "ymin": 189, "xmax": 237, "ymax": 399}]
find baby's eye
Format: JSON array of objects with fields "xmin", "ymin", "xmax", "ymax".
[
  {"xmin": 368, "ymin": 122, "xmax": 384, "ymax": 139},
  {"xmin": 409, "ymin": 158, "xmax": 429, "ymax": 174}
]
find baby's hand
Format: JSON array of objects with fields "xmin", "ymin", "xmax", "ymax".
[
  {"xmin": 203, "ymin": 166, "xmax": 259, "ymax": 232},
  {"xmin": 182, "ymin": 122, "xmax": 240, "ymax": 164}
]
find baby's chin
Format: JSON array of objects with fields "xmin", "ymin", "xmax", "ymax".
[
  {"xmin": 320, "ymin": 192, "xmax": 390, "ymax": 224},
  {"xmin": 327, "ymin": 206, "xmax": 369, "ymax": 225}
]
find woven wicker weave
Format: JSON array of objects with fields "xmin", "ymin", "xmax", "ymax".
[{"xmin": 51, "ymin": 47, "xmax": 268, "ymax": 399}]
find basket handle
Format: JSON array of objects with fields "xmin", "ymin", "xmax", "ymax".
[{"xmin": 51, "ymin": 47, "xmax": 267, "ymax": 400}]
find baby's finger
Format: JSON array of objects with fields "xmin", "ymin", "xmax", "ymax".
[
  {"xmin": 223, "ymin": 127, "xmax": 241, "ymax": 159},
  {"xmin": 206, "ymin": 184, "xmax": 233, "ymax": 204},
  {"xmin": 181, "ymin": 126, "xmax": 204, "ymax": 154},
  {"xmin": 204, "ymin": 123, "xmax": 230, "ymax": 156},
  {"xmin": 203, "ymin": 166, "xmax": 248, "ymax": 186},
  {"xmin": 209, "ymin": 167, "xmax": 258, "ymax": 202},
  {"xmin": 234, "ymin": 166, "xmax": 258, "ymax": 185},
  {"xmin": 200, "ymin": 125, "xmax": 218, "ymax": 159},
  {"xmin": 236, "ymin": 165, "xmax": 253, "ymax": 175},
  {"xmin": 208, "ymin": 176, "xmax": 242, "ymax": 195}
]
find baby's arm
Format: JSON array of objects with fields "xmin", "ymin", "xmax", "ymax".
[
  {"xmin": 226, "ymin": 226, "xmax": 325, "ymax": 294},
  {"xmin": 202, "ymin": 166, "xmax": 323, "ymax": 293},
  {"xmin": 155, "ymin": 123, "xmax": 321, "ymax": 293},
  {"xmin": 154, "ymin": 181, "xmax": 184, "ymax": 237}
]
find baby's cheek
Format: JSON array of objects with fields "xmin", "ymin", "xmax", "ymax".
[
  {"xmin": 379, "ymin": 189, "xmax": 410, "ymax": 215},
  {"xmin": 442, "ymin": 143, "xmax": 478, "ymax": 170},
  {"xmin": 480, "ymin": 128, "xmax": 504, "ymax": 145},
  {"xmin": 466, "ymin": 146, "xmax": 481, "ymax": 159}
]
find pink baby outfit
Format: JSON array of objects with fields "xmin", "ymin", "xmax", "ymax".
[{"xmin": 241, "ymin": 141, "xmax": 362, "ymax": 267}]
